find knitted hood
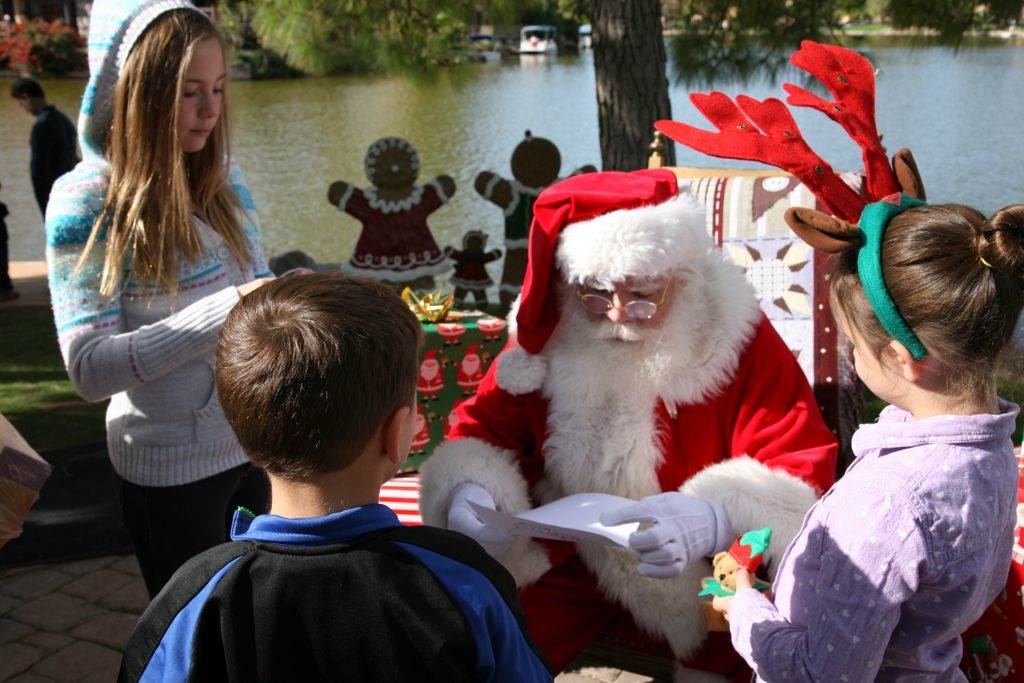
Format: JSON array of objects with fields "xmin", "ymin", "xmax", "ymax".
[{"xmin": 79, "ymin": 0, "xmax": 201, "ymax": 164}]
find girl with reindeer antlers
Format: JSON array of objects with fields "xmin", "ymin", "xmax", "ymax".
[{"xmin": 658, "ymin": 41, "xmax": 1022, "ymax": 682}]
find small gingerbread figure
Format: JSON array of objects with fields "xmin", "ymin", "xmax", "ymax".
[
  {"xmin": 475, "ymin": 130, "xmax": 596, "ymax": 308},
  {"xmin": 698, "ymin": 528, "xmax": 772, "ymax": 631},
  {"xmin": 446, "ymin": 230, "xmax": 501, "ymax": 309},
  {"xmin": 328, "ymin": 137, "xmax": 456, "ymax": 291}
]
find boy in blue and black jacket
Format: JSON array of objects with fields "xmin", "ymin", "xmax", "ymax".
[{"xmin": 119, "ymin": 272, "xmax": 552, "ymax": 683}]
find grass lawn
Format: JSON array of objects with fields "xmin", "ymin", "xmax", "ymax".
[{"xmin": 0, "ymin": 307, "xmax": 107, "ymax": 452}]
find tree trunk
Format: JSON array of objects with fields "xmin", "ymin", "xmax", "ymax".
[{"xmin": 591, "ymin": 0, "xmax": 675, "ymax": 171}]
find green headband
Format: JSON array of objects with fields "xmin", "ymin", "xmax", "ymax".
[{"xmin": 856, "ymin": 194, "xmax": 928, "ymax": 360}]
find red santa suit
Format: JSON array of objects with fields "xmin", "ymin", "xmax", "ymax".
[{"xmin": 419, "ymin": 169, "xmax": 838, "ymax": 681}]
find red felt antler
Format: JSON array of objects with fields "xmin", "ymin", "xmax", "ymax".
[
  {"xmin": 783, "ymin": 41, "xmax": 899, "ymax": 201},
  {"xmin": 656, "ymin": 92, "xmax": 865, "ymax": 223},
  {"xmin": 655, "ymin": 40, "xmax": 916, "ymax": 225}
]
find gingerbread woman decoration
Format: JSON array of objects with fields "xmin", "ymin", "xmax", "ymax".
[{"xmin": 328, "ymin": 137, "xmax": 456, "ymax": 291}]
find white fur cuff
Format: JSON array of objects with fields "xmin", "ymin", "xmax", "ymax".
[
  {"xmin": 680, "ymin": 456, "xmax": 818, "ymax": 577},
  {"xmin": 419, "ymin": 437, "xmax": 533, "ymax": 523},
  {"xmin": 418, "ymin": 437, "xmax": 551, "ymax": 586}
]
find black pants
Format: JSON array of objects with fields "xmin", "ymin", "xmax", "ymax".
[
  {"xmin": 0, "ymin": 218, "xmax": 11, "ymax": 291},
  {"xmin": 114, "ymin": 463, "xmax": 270, "ymax": 598}
]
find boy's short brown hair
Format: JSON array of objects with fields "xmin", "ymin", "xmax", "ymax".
[{"xmin": 216, "ymin": 272, "xmax": 423, "ymax": 479}]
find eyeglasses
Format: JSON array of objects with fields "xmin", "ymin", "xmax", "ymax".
[{"xmin": 576, "ymin": 283, "xmax": 669, "ymax": 320}]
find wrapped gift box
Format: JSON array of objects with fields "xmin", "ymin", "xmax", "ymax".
[{"xmin": 406, "ymin": 315, "xmax": 509, "ymax": 472}]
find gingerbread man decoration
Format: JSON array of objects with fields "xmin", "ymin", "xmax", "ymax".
[{"xmin": 475, "ymin": 131, "xmax": 596, "ymax": 308}]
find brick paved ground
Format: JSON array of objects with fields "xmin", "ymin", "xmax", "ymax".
[
  {"xmin": 0, "ymin": 555, "xmax": 146, "ymax": 682},
  {"xmin": 0, "ymin": 555, "xmax": 660, "ymax": 682}
]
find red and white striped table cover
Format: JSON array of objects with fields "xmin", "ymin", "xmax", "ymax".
[{"xmin": 381, "ymin": 474, "xmax": 422, "ymax": 526}]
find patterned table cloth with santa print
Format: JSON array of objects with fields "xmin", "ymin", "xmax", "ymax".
[
  {"xmin": 960, "ymin": 447, "xmax": 1024, "ymax": 683},
  {"xmin": 405, "ymin": 315, "xmax": 509, "ymax": 472}
]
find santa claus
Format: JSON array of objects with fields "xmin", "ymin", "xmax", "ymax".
[
  {"xmin": 410, "ymin": 404, "xmax": 432, "ymax": 455},
  {"xmin": 419, "ymin": 169, "xmax": 838, "ymax": 681},
  {"xmin": 416, "ymin": 349, "xmax": 444, "ymax": 400},
  {"xmin": 456, "ymin": 345, "xmax": 486, "ymax": 395}
]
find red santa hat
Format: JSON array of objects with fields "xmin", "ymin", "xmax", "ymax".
[{"xmin": 515, "ymin": 168, "xmax": 709, "ymax": 354}]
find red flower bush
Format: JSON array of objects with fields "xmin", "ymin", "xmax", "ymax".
[{"xmin": 0, "ymin": 20, "xmax": 86, "ymax": 76}]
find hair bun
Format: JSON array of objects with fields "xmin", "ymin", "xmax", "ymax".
[{"xmin": 977, "ymin": 205, "xmax": 1024, "ymax": 278}]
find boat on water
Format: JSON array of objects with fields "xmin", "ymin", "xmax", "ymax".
[
  {"xmin": 466, "ymin": 33, "xmax": 503, "ymax": 62},
  {"xmin": 577, "ymin": 24, "xmax": 592, "ymax": 49},
  {"xmin": 519, "ymin": 25, "xmax": 558, "ymax": 54}
]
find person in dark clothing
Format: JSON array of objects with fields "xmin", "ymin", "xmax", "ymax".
[
  {"xmin": 119, "ymin": 272, "xmax": 552, "ymax": 683},
  {"xmin": 11, "ymin": 78, "xmax": 79, "ymax": 217},
  {"xmin": 0, "ymin": 181, "xmax": 17, "ymax": 302}
]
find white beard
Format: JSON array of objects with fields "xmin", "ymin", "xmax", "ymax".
[
  {"xmin": 536, "ymin": 266, "xmax": 740, "ymax": 501},
  {"xmin": 536, "ymin": 288, "xmax": 671, "ymax": 503}
]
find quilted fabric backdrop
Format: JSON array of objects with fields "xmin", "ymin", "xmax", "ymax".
[{"xmin": 682, "ymin": 173, "xmax": 862, "ymax": 469}]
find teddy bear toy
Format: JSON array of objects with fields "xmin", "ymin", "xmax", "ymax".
[
  {"xmin": 328, "ymin": 137, "xmax": 456, "ymax": 291},
  {"xmin": 474, "ymin": 130, "xmax": 596, "ymax": 308},
  {"xmin": 698, "ymin": 527, "xmax": 772, "ymax": 631}
]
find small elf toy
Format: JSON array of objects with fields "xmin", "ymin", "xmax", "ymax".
[
  {"xmin": 698, "ymin": 528, "xmax": 772, "ymax": 631},
  {"xmin": 445, "ymin": 230, "xmax": 502, "ymax": 309},
  {"xmin": 328, "ymin": 137, "xmax": 455, "ymax": 291}
]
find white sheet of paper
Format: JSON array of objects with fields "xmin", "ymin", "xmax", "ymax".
[{"xmin": 468, "ymin": 493, "xmax": 639, "ymax": 547}]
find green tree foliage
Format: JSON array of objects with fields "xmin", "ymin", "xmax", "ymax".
[
  {"xmin": 232, "ymin": 0, "xmax": 479, "ymax": 75},
  {"xmin": 890, "ymin": 0, "xmax": 1023, "ymax": 34},
  {"xmin": 666, "ymin": 1, "xmax": 1024, "ymax": 87},
  {"xmin": 231, "ymin": 0, "xmax": 598, "ymax": 75},
  {"xmin": 668, "ymin": 0, "xmax": 844, "ymax": 87}
]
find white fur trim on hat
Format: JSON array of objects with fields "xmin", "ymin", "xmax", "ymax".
[
  {"xmin": 494, "ymin": 295, "xmax": 547, "ymax": 394},
  {"xmin": 556, "ymin": 190, "xmax": 710, "ymax": 288},
  {"xmin": 680, "ymin": 456, "xmax": 819, "ymax": 578},
  {"xmin": 495, "ymin": 345, "xmax": 547, "ymax": 395}
]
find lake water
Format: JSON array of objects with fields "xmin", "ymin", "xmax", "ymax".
[{"xmin": 3, "ymin": 39, "xmax": 1024, "ymax": 265}]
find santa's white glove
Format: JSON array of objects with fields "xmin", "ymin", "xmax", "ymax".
[
  {"xmin": 599, "ymin": 492, "xmax": 732, "ymax": 579},
  {"xmin": 447, "ymin": 483, "xmax": 515, "ymax": 559}
]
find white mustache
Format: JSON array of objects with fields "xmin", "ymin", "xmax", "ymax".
[{"xmin": 590, "ymin": 320, "xmax": 644, "ymax": 343}]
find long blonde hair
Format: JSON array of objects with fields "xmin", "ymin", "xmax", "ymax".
[{"xmin": 80, "ymin": 9, "xmax": 251, "ymax": 296}]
